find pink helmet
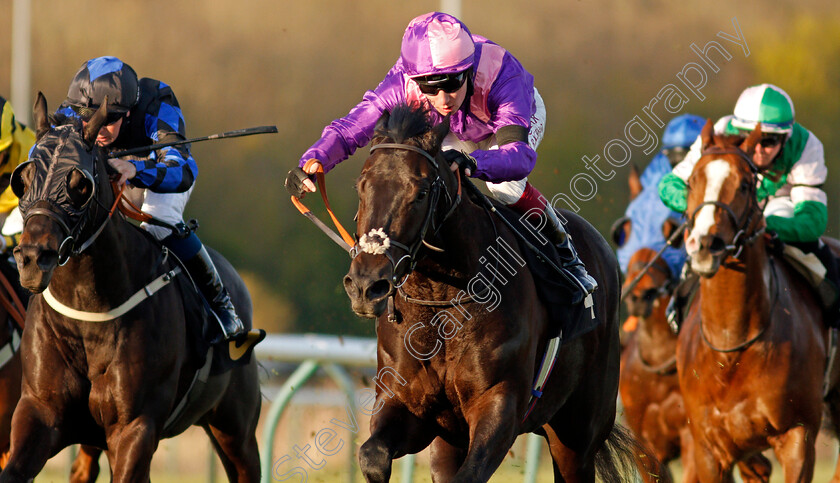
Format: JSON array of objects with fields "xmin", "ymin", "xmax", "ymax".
[{"xmin": 400, "ymin": 12, "xmax": 475, "ymax": 78}]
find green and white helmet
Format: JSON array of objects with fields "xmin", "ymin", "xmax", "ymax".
[{"xmin": 730, "ymin": 83, "xmax": 795, "ymax": 134}]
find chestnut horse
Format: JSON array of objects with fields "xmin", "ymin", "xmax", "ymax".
[
  {"xmin": 620, "ymin": 248, "xmax": 773, "ymax": 482},
  {"xmin": 0, "ymin": 94, "xmax": 262, "ymax": 482},
  {"xmin": 0, "ymin": 269, "xmax": 23, "ymax": 469},
  {"xmin": 341, "ymin": 104, "xmax": 654, "ymax": 482},
  {"xmin": 678, "ymin": 121, "xmax": 840, "ymax": 482}
]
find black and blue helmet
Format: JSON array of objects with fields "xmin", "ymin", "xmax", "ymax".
[{"xmin": 65, "ymin": 56, "xmax": 139, "ymax": 119}]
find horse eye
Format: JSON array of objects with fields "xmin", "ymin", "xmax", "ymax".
[
  {"xmin": 416, "ymin": 189, "xmax": 428, "ymax": 202},
  {"xmin": 740, "ymin": 180, "xmax": 750, "ymax": 192}
]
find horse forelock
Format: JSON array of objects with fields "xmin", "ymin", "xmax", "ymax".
[{"xmin": 374, "ymin": 104, "xmax": 438, "ymax": 151}]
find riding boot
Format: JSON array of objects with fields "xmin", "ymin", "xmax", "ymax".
[
  {"xmin": 665, "ymin": 264, "xmax": 700, "ymax": 334},
  {"xmin": 543, "ymin": 208, "xmax": 598, "ymax": 299},
  {"xmin": 185, "ymin": 246, "xmax": 246, "ymax": 341}
]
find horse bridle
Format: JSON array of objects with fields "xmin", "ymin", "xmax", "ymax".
[
  {"xmin": 687, "ymin": 147, "xmax": 765, "ymax": 260},
  {"xmin": 352, "ymin": 142, "xmax": 461, "ymax": 287},
  {"xmin": 19, "ymin": 155, "xmax": 114, "ymax": 266}
]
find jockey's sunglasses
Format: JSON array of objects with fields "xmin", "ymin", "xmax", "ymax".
[
  {"xmin": 72, "ymin": 105, "xmax": 127, "ymax": 126},
  {"xmin": 757, "ymin": 133, "xmax": 786, "ymax": 148},
  {"xmin": 414, "ymin": 71, "xmax": 469, "ymax": 95}
]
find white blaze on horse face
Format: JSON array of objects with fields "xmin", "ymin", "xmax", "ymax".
[{"xmin": 686, "ymin": 160, "xmax": 731, "ymax": 260}]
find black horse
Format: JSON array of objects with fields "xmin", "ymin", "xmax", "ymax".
[
  {"xmin": 0, "ymin": 93, "xmax": 261, "ymax": 482},
  {"xmin": 342, "ymin": 104, "xmax": 654, "ymax": 482}
]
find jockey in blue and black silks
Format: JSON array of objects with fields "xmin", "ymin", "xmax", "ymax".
[{"xmin": 59, "ymin": 56, "xmax": 245, "ymax": 341}]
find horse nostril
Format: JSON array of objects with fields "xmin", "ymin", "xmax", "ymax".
[
  {"xmin": 343, "ymin": 275, "xmax": 360, "ymax": 297},
  {"xmin": 708, "ymin": 236, "xmax": 727, "ymax": 255},
  {"xmin": 365, "ymin": 280, "xmax": 392, "ymax": 302}
]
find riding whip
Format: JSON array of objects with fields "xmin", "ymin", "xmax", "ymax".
[{"xmin": 110, "ymin": 125, "xmax": 278, "ymax": 157}]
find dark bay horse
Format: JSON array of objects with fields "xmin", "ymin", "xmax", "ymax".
[
  {"xmin": 678, "ymin": 121, "xmax": 840, "ymax": 482},
  {"xmin": 341, "ymin": 104, "xmax": 650, "ymax": 482},
  {"xmin": 0, "ymin": 94, "xmax": 261, "ymax": 482}
]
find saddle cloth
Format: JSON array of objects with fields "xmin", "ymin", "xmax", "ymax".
[{"xmin": 491, "ymin": 203, "xmax": 602, "ymax": 341}]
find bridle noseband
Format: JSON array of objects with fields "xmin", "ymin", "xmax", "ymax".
[
  {"xmin": 687, "ymin": 147, "xmax": 765, "ymax": 260},
  {"xmin": 352, "ymin": 142, "xmax": 460, "ymax": 286}
]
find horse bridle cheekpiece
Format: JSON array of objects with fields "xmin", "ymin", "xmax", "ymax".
[
  {"xmin": 354, "ymin": 142, "xmax": 459, "ymax": 287},
  {"xmin": 688, "ymin": 146, "xmax": 765, "ymax": 259},
  {"xmin": 11, "ymin": 124, "xmax": 104, "ymax": 265}
]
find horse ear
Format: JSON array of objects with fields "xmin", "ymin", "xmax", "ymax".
[
  {"xmin": 426, "ymin": 117, "xmax": 450, "ymax": 154},
  {"xmin": 700, "ymin": 118, "xmax": 714, "ymax": 150},
  {"xmin": 740, "ymin": 122, "xmax": 762, "ymax": 155},
  {"xmin": 628, "ymin": 163, "xmax": 642, "ymax": 201},
  {"xmin": 610, "ymin": 216, "xmax": 631, "ymax": 247},
  {"xmin": 32, "ymin": 92, "xmax": 51, "ymax": 140},
  {"xmin": 83, "ymin": 98, "xmax": 109, "ymax": 148}
]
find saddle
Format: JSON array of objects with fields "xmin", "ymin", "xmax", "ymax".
[
  {"xmin": 489, "ymin": 202, "xmax": 601, "ymax": 342},
  {"xmin": 777, "ymin": 239, "xmax": 840, "ymax": 317}
]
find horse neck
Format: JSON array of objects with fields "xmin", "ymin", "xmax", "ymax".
[
  {"xmin": 637, "ymin": 297, "xmax": 677, "ymax": 365},
  {"xmin": 48, "ymin": 213, "xmax": 159, "ymax": 309},
  {"xmin": 407, "ymin": 200, "xmax": 498, "ymax": 296},
  {"xmin": 699, "ymin": 241, "xmax": 771, "ymax": 339}
]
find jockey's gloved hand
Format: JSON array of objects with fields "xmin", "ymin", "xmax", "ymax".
[
  {"xmin": 285, "ymin": 167, "xmax": 312, "ymax": 198},
  {"xmin": 443, "ymin": 150, "xmax": 477, "ymax": 177}
]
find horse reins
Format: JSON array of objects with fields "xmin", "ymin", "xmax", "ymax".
[
  {"xmin": 620, "ymin": 222, "xmax": 686, "ymax": 302},
  {"xmin": 361, "ymin": 143, "xmax": 462, "ymax": 287},
  {"xmin": 290, "ymin": 159, "xmax": 356, "ymax": 252},
  {"xmin": 690, "ymin": 145, "xmax": 775, "ymax": 352},
  {"xmin": 687, "ymin": 147, "xmax": 766, "ymax": 261},
  {"xmin": 698, "ymin": 255, "xmax": 779, "ymax": 353}
]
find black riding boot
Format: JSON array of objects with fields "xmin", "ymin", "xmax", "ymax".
[
  {"xmin": 665, "ymin": 264, "xmax": 700, "ymax": 334},
  {"xmin": 544, "ymin": 210, "xmax": 598, "ymax": 300},
  {"xmin": 185, "ymin": 246, "xmax": 246, "ymax": 341}
]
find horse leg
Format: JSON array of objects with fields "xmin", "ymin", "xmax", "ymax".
[
  {"xmin": 735, "ymin": 453, "xmax": 772, "ymax": 483},
  {"xmin": 429, "ymin": 437, "xmax": 466, "ymax": 483},
  {"xmin": 446, "ymin": 391, "xmax": 519, "ymax": 482},
  {"xmin": 359, "ymin": 403, "xmax": 435, "ymax": 483},
  {"xmin": 692, "ymin": 441, "xmax": 734, "ymax": 483},
  {"xmin": 823, "ymin": 386, "xmax": 840, "ymax": 483},
  {"xmin": 201, "ymin": 423, "xmax": 260, "ymax": 483},
  {"xmin": 105, "ymin": 417, "xmax": 160, "ymax": 483},
  {"xmin": 769, "ymin": 425, "xmax": 816, "ymax": 483},
  {"xmin": 0, "ymin": 396, "xmax": 64, "ymax": 482},
  {"xmin": 70, "ymin": 445, "xmax": 103, "ymax": 483},
  {"xmin": 200, "ymin": 368, "xmax": 261, "ymax": 483}
]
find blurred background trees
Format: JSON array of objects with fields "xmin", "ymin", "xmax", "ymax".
[{"xmin": 1, "ymin": 0, "xmax": 838, "ymax": 336}]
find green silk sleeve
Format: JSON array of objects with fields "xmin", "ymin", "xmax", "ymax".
[{"xmin": 765, "ymin": 200, "xmax": 827, "ymax": 243}]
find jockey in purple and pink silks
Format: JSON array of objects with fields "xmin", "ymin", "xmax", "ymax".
[{"xmin": 285, "ymin": 12, "xmax": 596, "ymax": 297}]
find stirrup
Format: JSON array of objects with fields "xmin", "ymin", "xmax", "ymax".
[{"xmin": 212, "ymin": 302, "xmax": 245, "ymax": 342}]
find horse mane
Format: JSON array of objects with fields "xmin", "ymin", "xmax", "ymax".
[{"xmin": 372, "ymin": 104, "xmax": 447, "ymax": 154}]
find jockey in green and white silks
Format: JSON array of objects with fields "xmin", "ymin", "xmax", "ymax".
[
  {"xmin": 660, "ymin": 83, "xmax": 827, "ymax": 244},
  {"xmin": 658, "ymin": 83, "xmax": 838, "ymax": 329}
]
